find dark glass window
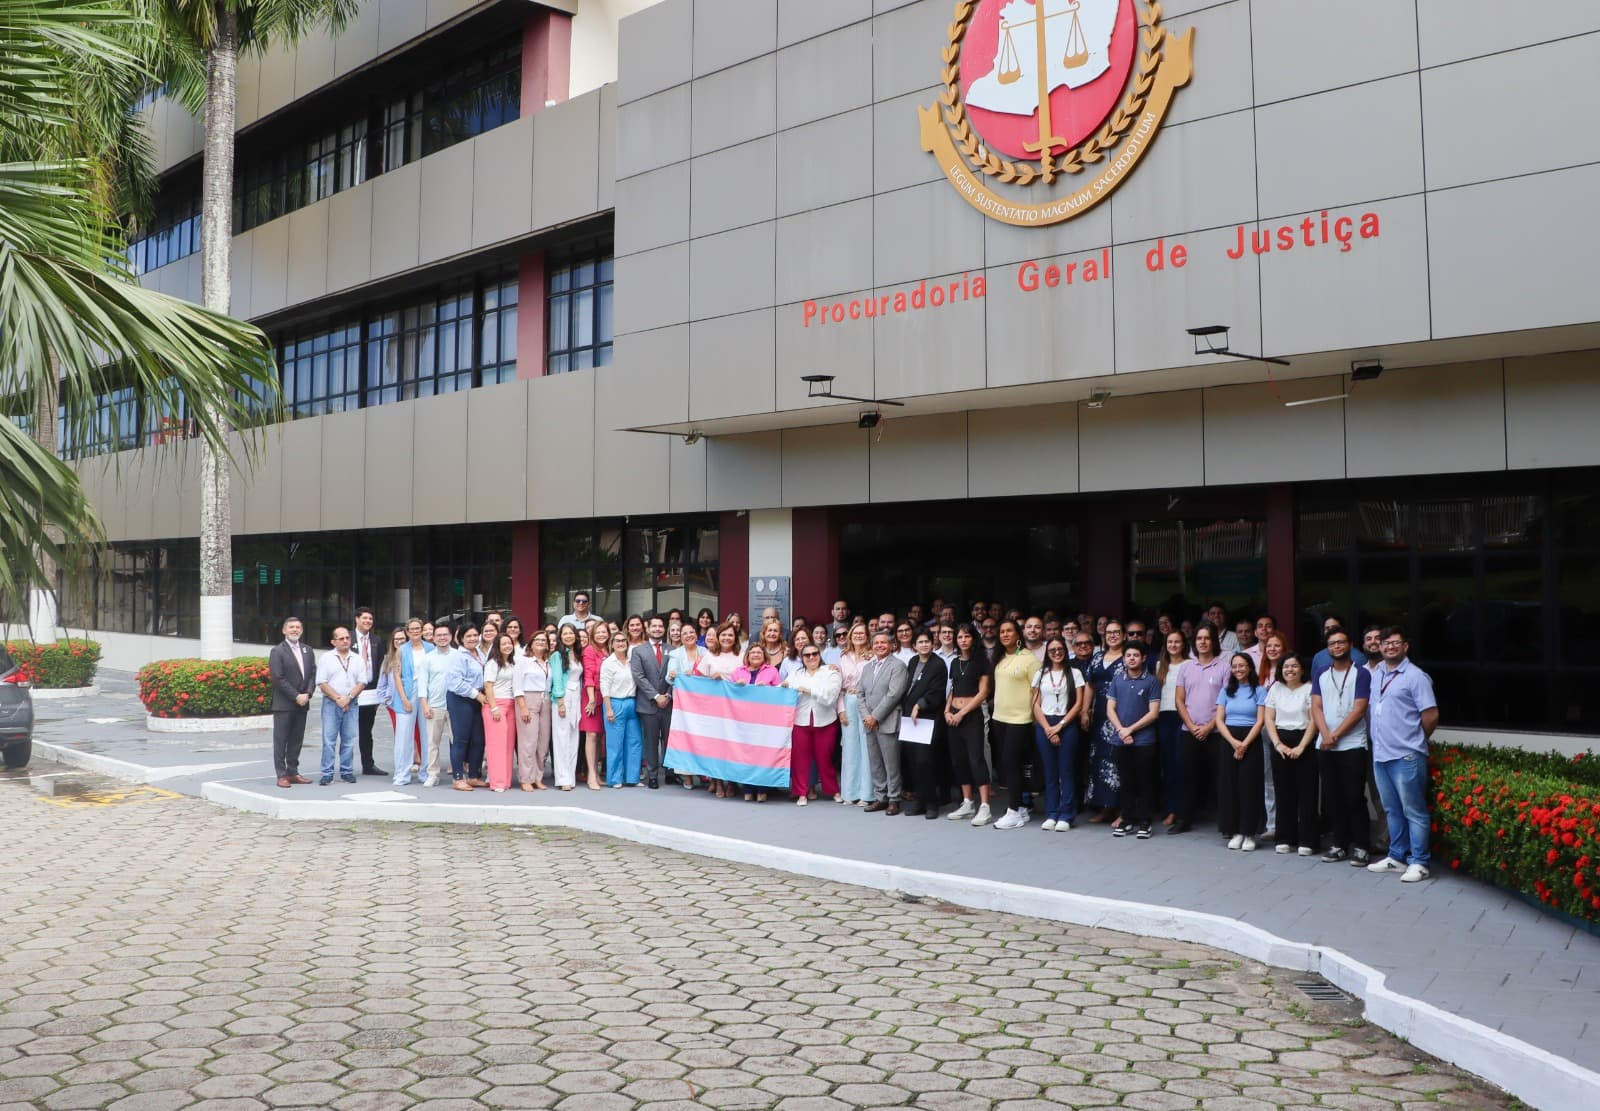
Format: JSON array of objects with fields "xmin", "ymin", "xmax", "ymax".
[
  {"xmin": 1129, "ymin": 518, "xmax": 1266, "ymax": 619},
  {"xmin": 478, "ymin": 271, "xmax": 520, "ymax": 386},
  {"xmin": 547, "ymin": 254, "xmax": 614, "ymax": 375},
  {"xmin": 234, "ymin": 117, "xmax": 370, "ymax": 232},
  {"xmin": 58, "ymin": 387, "xmax": 139, "ymax": 460},
  {"xmin": 126, "ymin": 188, "xmax": 201, "ymax": 275},
  {"xmin": 56, "ymin": 540, "xmax": 199, "ymax": 637},
  {"xmin": 540, "ymin": 518, "xmax": 721, "ymax": 627},
  {"xmin": 368, "ymin": 282, "xmax": 476, "ymax": 406},
  {"xmin": 1295, "ymin": 473, "xmax": 1598, "ymax": 734},
  {"xmin": 279, "ymin": 320, "xmax": 363, "ymax": 418}
]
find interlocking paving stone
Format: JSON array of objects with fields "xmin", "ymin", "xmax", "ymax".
[{"xmin": 0, "ymin": 766, "xmax": 1516, "ymax": 1110}]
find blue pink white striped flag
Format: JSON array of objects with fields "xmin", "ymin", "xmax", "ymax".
[{"xmin": 665, "ymin": 676, "xmax": 798, "ymax": 789}]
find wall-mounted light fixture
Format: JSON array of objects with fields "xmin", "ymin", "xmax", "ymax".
[{"xmin": 800, "ymin": 373, "xmax": 905, "ymax": 407}]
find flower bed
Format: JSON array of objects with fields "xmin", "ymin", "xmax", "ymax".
[
  {"xmin": 137, "ymin": 657, "xmax": 272, "ymax": 719},
  {"xmin": 1431, "ymin": 743, "xmax": 1600, "ymax": 927},
  {"xmin": 2, "ymin": 638, "xmax": 101, "ymax": 688}
]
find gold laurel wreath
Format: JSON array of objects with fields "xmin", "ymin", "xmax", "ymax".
[{"xmin": 941, "ymin": 0, "xmax": 1167, "ymax": 184}]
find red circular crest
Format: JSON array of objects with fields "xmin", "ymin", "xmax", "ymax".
[{"xmin": 959, "ymin": 0, "xmax": 1138, "ymax": 162}]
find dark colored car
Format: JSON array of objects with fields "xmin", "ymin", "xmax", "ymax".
[{"xmin": 0, "ymin": 646, "xmax": 34, "ymax": 769}]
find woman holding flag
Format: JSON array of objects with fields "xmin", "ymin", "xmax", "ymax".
[
  {"xmin": 785, "ymin": 641, "xmax": 842, "ymax": 806},
  {"xmin": 731, "ymin": 644, "xmax": 781, "ymax": 802}
]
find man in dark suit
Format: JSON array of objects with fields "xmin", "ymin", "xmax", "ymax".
[
  {"xmin": 629, "ymin": 615, "xmax": 672, "ymax": 789},
  {"xmin": 270, "ymin": 616, "xmax": 317, "ymax": 788},
  {"xmin": 351, "ymin": 606, "xmax": 387, "ymax": 776},
  {"xmin": 901, "ymin": 630, "xmax": 949, "ymax": 819}
]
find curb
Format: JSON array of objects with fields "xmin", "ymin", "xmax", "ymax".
[
  {"xmin": 27, "ymin": 684, "xmax": 101, "ymax": 702},
  {"xmin": 146, "ymin": 713, "xmax": 273, "ymax": 733},
  {"xmin": 202, "ymin": 782, "xmax": 1598, "ymax": 1111},
  {"xmin": 33, "ymin": 740, "xmax": 163, "ymax": 783}
]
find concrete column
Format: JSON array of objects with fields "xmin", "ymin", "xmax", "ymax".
[
  {"xmin": 791, "ymin": 507, "xmax": 838, "ymax": 629},
  {"xmin": 27, "ymin": 588, "xmax": 58, "ymax": 644},
  {"xmin": 510, "ymin": 521, "xmax": 541, "ymax": 626},
  {"xmin": 521, "ymin": 9, "xmax": 573, "ymax": 112},
  {"xmin": 1265, "ymin": 484, "xmax": 1296, "ymax": 644},
  {"xmin": 516, "ymin": 251, "xmax": 545, "ymax": 380},
  {"xmin": 717, "ymin": 511, "xmax": 748, "ymax": 622}
]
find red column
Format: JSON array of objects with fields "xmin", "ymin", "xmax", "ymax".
[
  {"xmin": 791, "ymin": 508, "xmax": 838, "ymax": 628},
  {"xmin": 516, "ymin": 251, "xmax": 545, "ymax": 380},
  {"xmin": 1084, "ymin": 511, "xmax": 1123, "ymax": 616},
  {"xmin": 521, "ymin": 9, "xmax": 573, "ymax": 113},
  {"xmin": 510, "ymin": 521, "xmax": 542, "ymax": 627},
  {"xmin": 1265, "ymin": 483, "xmax": 1296, "ymax": 647},
  {"xmin": 718, "ymin": 511, "xmax": 748, "ymax": 622}
]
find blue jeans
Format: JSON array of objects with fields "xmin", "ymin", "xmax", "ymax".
[
  {"xmin": 1157, "ymin": 710, "xmax": 1183, "ymax": 817},
  {"xmin": 445, "ymin": 692, "xmax": 485, "ymax": 781},
  {"xmin": 320, "ymin": 699, "xmax": 358, "ymax": 780},
  {"xmin": 604, "ymin": 697, "xmax": 642, "ymax": 786},
  {"xmin": 1033, "ymin": 717, "xmax": 1079, "ymax": 823},
  {"xmin": 1373, "ymin": 752, "xmax": 1431, "ymax": 867}
]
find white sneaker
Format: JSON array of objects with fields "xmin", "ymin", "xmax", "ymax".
[
  {"xmin": 1055, "ymin": 819, "xmax": 1071, "ymax": 831},
  {"xmin": 949, "ymin": 799, "xmax": 976, "ymax": 820},
  {"xmin": 994, "ymin": 808, "xmax": 1029, "ymax": 830},
  {"xmin": 1241, "ymin": 837, "xmax": 1257, "ymax": 852},
  {"xmin": 1298, "ymin": 846, "xmax": 1315, "ymax": 857},
  {"xmin": 1367, "ymin": 857, "xmax": 1406, "ymax": 874},
  {"xmin": 796, "ymin": 796, "xmax": 807, "ymax": 806},
  {"xmin": 1274, "ymin": 843, "xmax": 1292, "ymax": 854},
  {"xmin": 1227, "ymin": 834, "xmax": 1244, "ymax": 850},
  {"xmin": 971, "ymin": 803, "xmax": 993, "ymax": 827},
  {"xmin": 423, "ymin": 774, "xmax": 438, "ymax": 788},
  {"xmin": 1401, "ymin": 863, "xmax": 1430, "ymax": 883},
  {"xmin": 1041, "ymin": 818, "xmax": 1057, "ymax": 831}
]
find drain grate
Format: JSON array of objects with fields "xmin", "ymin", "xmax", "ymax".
[{"xmin": 1293, "ymin": 976, "xmax": 1353, "ymax": 1004}]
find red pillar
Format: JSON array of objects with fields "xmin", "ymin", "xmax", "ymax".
[
  {"xmin": 516, "ymin": 251, "xmax": 545, "ymax": 380},
  {"xmin": 791, "ymin": 508, "xmax": 838, "ymax": 629},
  {"xmin": 1265, "ymin": 483, "xmax": 1296, "ymax": 647},
  {"xmin": 718, "ymin": 511, "xmax": 748, "ymax": 622},
  {"xmin": 1084, "ymin": 511, "xmax": 1123, "ymax": 616},
  {"xmin": 521, "ymin": 9, "xmax": 572, "ymax": 112},
  {"xmin": 510, "ymin": 521, "xmax": 542, "ymax": 627}
]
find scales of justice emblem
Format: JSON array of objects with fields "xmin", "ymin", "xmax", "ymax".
[{"xmin": 919, "ymin": 0, "xmax": 1195, "ymax": 226}]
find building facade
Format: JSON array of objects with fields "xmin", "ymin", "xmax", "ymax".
[{"xmin": 47, "ymin": 0, "xmax": 1600, "ymax": 740}]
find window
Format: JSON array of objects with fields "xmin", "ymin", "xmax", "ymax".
[
  {"xmin": 375, "ymin": 45, "xmax": 520, "ymax": 171},
  {"xmin": 279, "ymin": 320, "xmax": 363, "ymax": 418},
  {"xmin": 126, "ymin": 189, "xmax": 200, "ymax": 275},
  {"xmin": 367, "ymin": 282, "xmax": 476, "ymax": 406},
  {"xmin": 59, "ymin": 387, "xmax": 140, "ymax": 460},
  {"xmin": 547, "ymin": 254, "xmax": 613, "ymax": 374},
  {"xmin": 1129, "ymin": 518, "xmax": 1266, "ymax": 618},
  {"xmin": 1295, "ymin": 473, "xmax": 1600, "ymax": 734},
  {"xmin": 478, "ymin": 270, "xmax": 519, "ymax": 385},
  {"xmin": 234, "ymin": 116, "xmax": 369, "ymax": 233},
  {"xmin": 57, "ymin": 540, "xmax": 199, "ymax": 637},
  {"xmin": 540, "ymin": 518, "xmax": 721, "ymax": 627}
]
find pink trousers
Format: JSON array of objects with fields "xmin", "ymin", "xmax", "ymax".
[{"xmin": 482, "ymin": 699, "xmax": 516, "ymax": 790}]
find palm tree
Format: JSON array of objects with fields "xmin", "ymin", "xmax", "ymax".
[
  {"xmin": 160, "ymin": 0, "xmax": 357, "ymax": 658},
  {"xmin": 0, "ymin": 0, "xmax": 276, "ymax": 631}
]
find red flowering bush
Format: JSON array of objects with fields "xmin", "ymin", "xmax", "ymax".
[
  {"xmin": 1431, "ymin": 744, "xmax": 1600, "ymax": 925},
  {"xmin": 137, "ymin": 658, "xmax": 272, "ymax": 718},
  {"xmin": 2, "ymin": 639, "xmax": 101, "ymax": 688}
]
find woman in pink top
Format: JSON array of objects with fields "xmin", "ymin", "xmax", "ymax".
[
  {"xmin": 731, "ymin": 644, "xmax": 780, "ymax": 802},
  {"xmin": 694, "ymin": 622, "xmax": 743, "ymax": 797},
  {"xmin": 580, "ymin": 621, "xmax": 611, "ymax": 791}
]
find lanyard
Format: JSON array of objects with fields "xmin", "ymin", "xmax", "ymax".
[
  {"xmin": 1328, "ymin": 665, "xmax": 1351, "ymax": 701},
  {"xmin": 335, "ymin": 653, "xmax": 351, "ymax": 675},
  {"xmin": 1379, "ymin": 666, "xmax": 1403, "ymax": 700}
]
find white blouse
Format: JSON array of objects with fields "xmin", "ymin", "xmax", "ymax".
[
  {"xmin": 599, "ymin": 654, "xmax": 637, "ymax": 699},
  {"xmin": 1266, "ymin": 682, "xmax": 1313, "ymax": 731},
  {"xmin": 784, "ymin": 665, "xmax": 842, "ymax": 727},
  {"xmin": 482, "ymin": 659, "xmax": 516, "ymax": 700},
  {"xmin": 1031, "ymin": 666, "xmax": 1076, "ymax": 717},
  {"xmin": 514, "ymin": 654, "xmax": 551, "ymax": 697}
]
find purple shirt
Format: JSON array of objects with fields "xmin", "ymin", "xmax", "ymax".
[{"xmin": 1177, "ymin": 655, "xmax": 1228, "ymax": 733}]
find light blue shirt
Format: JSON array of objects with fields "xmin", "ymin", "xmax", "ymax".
[
  {"xmin": 1216, "ymin": 683, "xmax": 1266, "ymax": 729},
  {"xmin": 1368, "ymin": 657, "xmax": 1436, "ymax": 762},
  {"xmin": 421, "ymin": 647, "xmax": 453, "ymax": 707},
  {"xmin": 445, "ymin": 649, "xmax": 485, "ymax": 699}
]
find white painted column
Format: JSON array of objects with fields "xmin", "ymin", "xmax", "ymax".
[{"xmin": 27, "ymin": 588, "xmax": 58, "ymax": 644}]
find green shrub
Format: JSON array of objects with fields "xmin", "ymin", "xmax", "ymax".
[
  {"xmin": 1432, "ymin": 744, "xmax": 1599, "ymax": 925},
  {"xmin": 2, "ymin": 639, "xmax": 101, "ymax": 688},
  {"xmin": 137, "ymin": 657, "xmax": 272, "ymax": 718}
]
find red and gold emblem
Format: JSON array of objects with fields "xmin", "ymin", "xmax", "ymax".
[{"xmin": 920, "ymin": 0, "xmax": 1194, "ymax": 226}]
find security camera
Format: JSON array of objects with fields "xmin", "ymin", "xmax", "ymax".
[{"xmin": 857, "ymin": 411, "xmax": 881, "ymax": 430}]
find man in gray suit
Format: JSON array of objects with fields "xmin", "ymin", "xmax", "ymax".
[
  {"xmin": 629, "ymin": 614, "xmax": 672, "ymax": 789},
  {"xmin": 270, "ymin": 616, "xmax": 317, "ymax": 788},
  {"xmin": 859, "ymin": 631, "xmax": 910, "ymax": 814}
]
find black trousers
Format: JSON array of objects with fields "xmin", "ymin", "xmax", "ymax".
[
  {"xmin": 1321, "ymin": 746, "xmax": 1370, "ymax": 853},
  {"xmin": 905, "ymin": 739, "xmax": 939, "ymax": 811},
  {"xmin": 637, "ymin": 709, "xmax": 667, "ymax": 777},
  {"xmin": 1179, "ymin": 730, "xmax": 1213, "ymax": 824},
  {"xmin": 949, "ymin": 711, "xmax": 989, "ymax": 788},
  {"xmin": 1217, "ymin": 736, "xmax": 1265, "ymax": 837},
  {"xmin": 995, "ymin": 720, "xmax": 1033, "ymax": 808},
  {"xmin": 1117, "ymin": 743, "xmax": 1158, "ymax": 828},
  {"xmin": 1269, "ymin": 729, "xmax": 1320, "ymax": 848},
  {"xmin": 272, "ymin": 708, "xmax": 308, "ymax": 778},
  {"xmin": 358, "ymin": 703, "xmax": 379, "ymax": 770}
]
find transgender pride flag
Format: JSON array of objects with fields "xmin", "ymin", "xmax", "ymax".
[{"xmin": 665, "ymin": 676, "xmax": 798, "ymax": 789}]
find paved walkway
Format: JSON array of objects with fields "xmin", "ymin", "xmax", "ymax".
[
  {"xmin": 30, "ymin": 674, "xmax": 1600, "ymax": 1107},
  {"xmin": 1, "ymin": 758, "xmax": 1513, "ymax": 1111}
]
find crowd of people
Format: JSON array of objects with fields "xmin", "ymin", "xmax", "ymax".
[{"xmin": 268, "ymin": 594, "xmax": 1439, "ymax": 883}]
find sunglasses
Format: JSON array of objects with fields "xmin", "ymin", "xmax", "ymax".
[{"xmin": 802, "ymin": 651, "xmax": 820, "ymax": 658}]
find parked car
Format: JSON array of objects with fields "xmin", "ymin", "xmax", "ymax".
[{"xmin": 0, "ymin": 646, "xmax": 34, "ymax": 769}]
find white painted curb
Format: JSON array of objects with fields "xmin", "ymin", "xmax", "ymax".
[
  {"xmin": 32, "ymin": 740, "xmax": 257, "ymax": 786},
  {"xmin": 146, "ymin": 713, "xmax": 272, "ymax": 733},
  {"xmin": 202, "ymin": 783, "xmax": 1598, "ymax": 1111},
  {"xmin": 27, "ymin": 683, "xmax": 101, "ymax": 701}
]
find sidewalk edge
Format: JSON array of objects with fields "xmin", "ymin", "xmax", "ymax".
[{"xmin": 201, "ymin": 781, "xmax": 1597, "ymax": 1111}]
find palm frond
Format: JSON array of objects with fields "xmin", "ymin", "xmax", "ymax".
[{"xmin": 0, "ymin": 413, "xmax": 102, "ymax": 619}]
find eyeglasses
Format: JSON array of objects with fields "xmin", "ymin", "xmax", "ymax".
[
  {"xmin": 802, "ymin": 651, "xmax": 819, "ymax": 658},
  {"xmin": 1381, "ymin": 639, "xmax": 1404, "ymax": 649},
  {"xmin": 334, "ymin": 635, "xmax": 350, "ymax": 641},
  {"xmin": 1073, "ymin": 641, "xmax": 1092, "ymax": 648}
]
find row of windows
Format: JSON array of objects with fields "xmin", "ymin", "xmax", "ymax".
[
  {"xmin": 126, "ymin": 43, "xmax": 521, "ymax": 266},
  {"xmin": 57, "ymin": 541, "xmax": 199, "ymax": 637},
  {"xmin": 540, "ymin": 518, "xmax": 721, "ymax": 629},
  {"xmin": 61, "ymin": 251, "xmax": 611, "ymax": 454}
]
